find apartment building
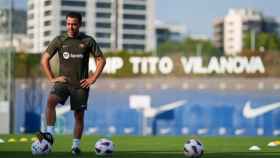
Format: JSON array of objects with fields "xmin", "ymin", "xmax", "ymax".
[
  {"xmin": 27, "ymin": 0, "xmax": 155, "ymax": 53},
  {"xmin": 156, "ymin": 20, "xmax": 186, "ymax": 47},
  {"xmin": 213, "ymin": 8, "xmax": 279, "ymax": 55},
  {"xmin": 212, "ymin": 18, "xmax": 224, "ymax": 52}
]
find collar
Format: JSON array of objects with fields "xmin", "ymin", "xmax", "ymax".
[{"xmin": 61, "ymin": 32, "xmax": 85, "ymax": 40}]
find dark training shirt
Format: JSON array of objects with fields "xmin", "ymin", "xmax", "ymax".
[{"xmin": 45, "ymin": 33, "xmax": 103, "ymax": 88}]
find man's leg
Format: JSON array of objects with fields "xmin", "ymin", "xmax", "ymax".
[
  {"xmin": 72, "ymin": 110, "xmax": 85, "ymax": 150},
  {"xmin": 70, "ymin": 87, "xmax": 88, "ymax": 154},
  {"xmin": 45, "ymin": 95, "xmax": 60, "ymax": 135}
]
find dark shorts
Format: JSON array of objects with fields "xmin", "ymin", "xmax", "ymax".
[{"xmin": 50, "ymin": 83, "xmax": 89, "ymax": 111}]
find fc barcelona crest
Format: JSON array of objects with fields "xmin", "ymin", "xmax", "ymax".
[{"xmin": 80, "ymin": 43, "xmax": 85, "ymax": 48}]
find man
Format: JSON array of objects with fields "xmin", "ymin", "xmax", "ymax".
[{"xmin": 41, "ymin": 12, "xmax": 106, "ymax": 155}]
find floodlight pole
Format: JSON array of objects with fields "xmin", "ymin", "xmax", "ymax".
[
  {"xmin": 137, "ymin": 109, "xmax": 149, "ymax": 136},
  {"xmin": 141, "ymin": 110, "xmax": 149, "ymax": 135},
  {"xmin": 250, "ymin": 29, "xmax": 256, "ymax": 51},
  {"xmin": 8, "ymin": 0, "xmax": 15, "ymax": 134},
  {"xmin": 196, "ymin": 43, "xmax": 202, "ymax": 56}
]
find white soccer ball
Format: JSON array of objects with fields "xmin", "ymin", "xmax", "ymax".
[
  {"xmin": 31, "ymin": 139, "xmax": 52, "ymax": 155},
  {"xmin": 94, "ymin": 138, "xmax": 114, "ymax": 156},
  {"xmin": 183, "ymin": 139, "xmax": 204, "ymax": 158}
]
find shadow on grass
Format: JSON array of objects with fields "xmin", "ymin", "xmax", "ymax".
[
  {"xmin": 205, "ymin": 152, "xmax": 280, "ymax": 158},
  {"xmin": 0, "ymin": 151, "xmax": 279, "ymax": 158}
]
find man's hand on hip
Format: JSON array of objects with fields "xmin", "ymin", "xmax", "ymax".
[
  {"xmin": 50, "ymin": 76, "xmax": 67, "ymax": 83},
  {"xmin": 80, "ymin": 78, "xmax": 96, "ymax": 89}
]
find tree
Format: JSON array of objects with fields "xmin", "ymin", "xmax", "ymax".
[
  {"xmin": 157, "ymin": 41, "xmax": 183, "ymax": 56},
  {"xmin": 243, "ymin": 32, "xmax": 280, "ymax": 52},
  {"xmin": 179, "ymin": 37, "xmax": 222, "ymax": 57},
  {"xmin": 157, "ymin": 37, "xmax": 221, "ymax": 57}
]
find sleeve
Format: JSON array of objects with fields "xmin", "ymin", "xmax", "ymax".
[
  {"xmin": 90, "ymin": 38, "xmax": 103, "ymax": 57},
  {"xmin": 45, "ymin": 36, "xmax": 61, "ymax": 57}
]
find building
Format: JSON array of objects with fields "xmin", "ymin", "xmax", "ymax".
[
  {"xmin": 212, "ymin": 18, "xmax": 224, "ymax": 52},
  {"xmin": 27, "ymin": 0, "xmax": 156, "ymax": 53},
  {"xmin": 262, "ymin": 17, "xmax": 279, "ymax": 34},
  {"xmin": 213, "ymin": 8, "xmax": 279, "ymax": 55},
  {"xmin": 155, "ymin": 21, "xmax": 186, "ymax": 47},
  {"xmin": 0, "ymin": 9, "xmax": 30, "ymax": 52},
  {"xmin": 0, "ymin": 34, "xmax": 31, "ymax": 52},
  {"xmin": 224, "ymin": 8, "xmax": 262, "ymax": 55}
]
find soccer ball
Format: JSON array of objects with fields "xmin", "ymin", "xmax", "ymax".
[
  {"xmin": 94, "ymin": 138, "xmax": 114, "ymax": 156},
  {"xmin": 31, "ymin": 139, "xmax": 52, "ymax": 155},
  {"xmin": 183, "ymin": 139, "xmax": 204, "ymax": 158}
]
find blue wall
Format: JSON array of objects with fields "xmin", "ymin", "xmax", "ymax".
[{"xmin": 15, "ymin": 79, "xmax": 280, "ymax": 136}]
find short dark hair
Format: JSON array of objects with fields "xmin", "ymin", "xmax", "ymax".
[{"xmin": 66, "ymin": 12, "xmax": 82, "ymax": 23}]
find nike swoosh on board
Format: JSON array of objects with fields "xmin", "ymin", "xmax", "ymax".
[
  {"xmin": 144, "ymin": 100, "xmax": 187, "ymax": 118},
  {"xmin": 243, "ymin": 101, "xmax": 280, "ymax": 119}
]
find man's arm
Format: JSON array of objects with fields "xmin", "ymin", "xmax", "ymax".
[
  {"xmin": 41, "ymin": 52, "xmax": 66, "ymax": 83},
  {"xmin": 80, "ymin": 54, "xmax": 106, "ymax": 88}
]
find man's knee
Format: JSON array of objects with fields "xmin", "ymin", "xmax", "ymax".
[
  {"xmin": 74, "ymin": 111, "xmax": 84, "ymax": 122},
  {"xmin": 47, "ymin": 95, "xmax": 60, "ymax": 109}
]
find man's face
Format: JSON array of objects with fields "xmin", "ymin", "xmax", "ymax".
[{"xmin": 66, "ymin": 17, "xmax": 80, "ymax": 37}]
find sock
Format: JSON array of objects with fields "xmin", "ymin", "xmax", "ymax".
[
  {"xmin": 72, "ymin": 139, "xmax": 80, "ymax": 149},
  {"xmin": 46, "ymin": 126, "xmax": 54, "ymax": 135}
]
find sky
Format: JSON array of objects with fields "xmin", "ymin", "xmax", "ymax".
[
  {"xmin": 2, "ymin": 0, "xmax": 280, "ymax": 38},
  {"xmin": 156, "ymin": 0, "xmax": 280, "ymax": 37}
]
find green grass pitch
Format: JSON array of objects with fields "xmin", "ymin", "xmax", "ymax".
[{"xmin": 0, "ymin": 135, "xmax": 279, "ymax": 158}]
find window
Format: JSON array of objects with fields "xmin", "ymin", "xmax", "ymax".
[
  {"xmin": 227, "ymin": 22, "xmax": 234, "ymax": 26},
  {"xmin": 96, "ymin": 13, "xmax": 111, "ymax": 18},
  {"xmin": 61, "ymin": 21, "xmax": 66, "ymax": 26},
  {"xmin": 61, "ymin": 11, "xmax": 86, "ymax": 16},
  {"xmin": 123, "ymin": 14, "xmax": 145, "ymax": 20},
  {"xmin": 28, "ymin": 13, "xmax": 34, "ymax": 20},
  {"xmin": 99, "ymin": 43, "xmax": 111, "ymax": 48},
  {"xmin": 44, "ymin": 30, "xmax": 51, "ymax": 36},
  {"xmin": 28, "ymin": 4, "xmax": 34, "ymax": 10},
  {"xmin": 228, "ymin": 30, "xmax": 234, "ymax": 34},
  {"xmin": 123, "ymin": 24, "xmax": 145, "ymax": 30},
  {"xmin": 61, "ymin": 0, "xmax": 86, "ymax": 7},
  {"xmin": 44, "ymin": 20, "xmax": 51, "ymax": 26},
  {"xmin": 44, "ymin": 0, "xmax": 51, "ymax": 6},
  {"xmin": 227, "ymin": 38, "xmax": 234, "ymax": 42},
  {"xmin": 123, "ymin": 44, "xmax": 145, "ymax": 50},
  {"xmin": 44, "ymin": 41, "xmax": 50, "ymax": 46},
  {"xmin": 82, "ymin": 22, "xmax": 86, "ymax": 27},
  {"xmin": 96, "ymin": 23, "xmax": 111, "ymax": 28},
  {"xmin": 44, "ymin": 10, "xmax": 51, "ymax": 16},
  {"xmin": 123, "ymin": 34, "xmax": 145, "ymax": 39},
  {"xmin": 123, "ymin": 4, "xmax": 146, "ymax": 10},
  {"xmin": 96, "ymin": 2, "xmax": 111, "ymax": 8},
  {"xmin": 96, "ymin": 33, "xmax": 111, "ymax": 38},
  {"xmin": 28, "ymin": 33, "xmax": 34, "ymax": 38},
  {"xmin": 28, "ymin": 26, "xmax": 34, "ymax": 30}
]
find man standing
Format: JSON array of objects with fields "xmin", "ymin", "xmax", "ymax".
[{"xmin": 41, "ymin": 12, "xmax": 106, "ymax": 155}]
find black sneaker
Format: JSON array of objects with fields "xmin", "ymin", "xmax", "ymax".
[
  {"xmin": 71, "ymin": 147, "xmax": 81, "ymax": 155},
  {"xmin": 41, "ymin": 132, "xmax": 54, "ymax": 145},
  {"xmin": 36, "ymin": 132, "xmax": 54, "ymax": 145}
]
